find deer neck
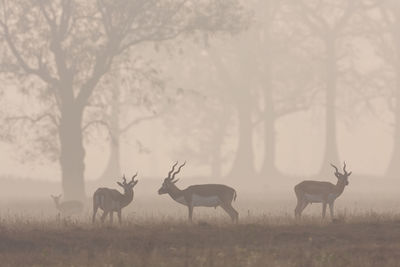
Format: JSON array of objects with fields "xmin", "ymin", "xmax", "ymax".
[
  {"xmin": 334, "ymin": 180, "xmax": 346, "ymax": 197},
  {"xmin": 53, "ymin": 200, "xmax": 60, "ymax": 209},
  {"xmin": 121, "ymin": 189, "xmax": 134, "ymax": 207},
  {"xmin": 167, "ymin": 184, "xmax": 184, "ymax": 200}
]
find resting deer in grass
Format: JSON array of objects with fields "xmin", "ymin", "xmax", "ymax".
[
  {"xmin": 92, "ymin": 173, "xmax": 138, "ymax": 224},
  {"xmin": 51, "ymin": 194, "xmax": 83, "ymax": 217},
  {"xmin": 158, "ymin": 161, "xmax": 239, "ymax": 223},
  {"xmin": 294, "ymin": 162, "xmax": 352, "ymax": 219}
]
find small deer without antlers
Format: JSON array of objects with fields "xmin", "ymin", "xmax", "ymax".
[
  {"xmin": 92, "ymin": 173, "xmax": 139, "ymax": 224},
  {"xmin": 158, "ymin": 161, "xmax": 239, "ymax": 223},
  {"xmin": 51, "ymin": 194, "xmax": 83, "ymax": 217},
  {"xmin": 294, "ymin": 162, "xmax": 352, "ymax": 219}
]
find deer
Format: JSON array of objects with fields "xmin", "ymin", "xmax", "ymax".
[
  {"xmin": 294, "ymin": 162, "xmax": 352, "ymax": 220},
  {"xmin": 158, "ymin": 161, "xmax": 239, "ymax": 223},
  {"xmin": 92, "ymin": 173, "xmax": 138, "ymax": 224},
  {"xmin": 50, "ymin": 194, "xmax": 84, "ymax": 217}
]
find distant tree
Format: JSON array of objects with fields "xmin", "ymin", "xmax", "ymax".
[
  {"xmin": 293, "ymin": 0, "xmax": 361, "ymax": 175},
  {"xmin": 166, "ymin": 88, "xmax": 233, "ymax": 178},
  {"xmin": 363, "ymin": 1, "xmax": 400, "ymax": 178},
  {"xmin": 207, "ymin": 0, "xmax": 319, "ymax": 179},
  {"xmin": 0, "ymin": 0, "xmax": 247, "ymax": 200}
]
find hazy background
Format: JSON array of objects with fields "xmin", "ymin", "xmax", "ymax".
[{"xmin": 0, "ymin": 0, "xmax": 399, "ymax": 216}]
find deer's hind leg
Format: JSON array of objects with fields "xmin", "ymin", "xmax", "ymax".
[
  {"xmin": 296, "ymin": 200, "xmax": 309, "ymax": 218},
  {"xmin": 295, "ymin": 197, "xmax": 308, "ymax": 218},
  {"xmin": 294, "ymin": 199, "xmax": 302, "ymax": 218},
  {"xmin": 92, "ymin": 203, "xmax": 99, "ymax": 224}
]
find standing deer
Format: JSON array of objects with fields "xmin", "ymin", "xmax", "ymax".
[
  {"xmin": 92, "ymin": 173, "xmax": 138, "ymax": 224},
  {"xmin": 158, "ymin": 161, "xmax": 239, "ymax": 223},
  {"xmin": 294, "ymin": 162, "xmax": 352, "ymax": 219},
  {"xmin": 51, "ymin": 194, "xmax": 83, "ymax": 217}
]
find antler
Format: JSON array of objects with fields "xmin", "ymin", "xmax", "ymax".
[
  {"xmin": 128, "ymin": 172, "xmax": 139, "ymax": 186},
  {"xmin": 130, "ymin": 172, "xmax": 138, "ymax": 182},
  {"xmin": 343, "ymin": 161, "xmax": 348, "ymax": 174},
  {"xmin": 167, "ymin": 161, "xmax": 178, "ymax": 179},
  {"xmin": 122, "ymin": 174, "xmax": 127, "ymax": 184},
  {"xmin": 330, "ymin": 163, "xmax": 339, "ymax": 174},
  {"xmin": 171, "ymin": 161, "xmax": 186, "ymax": 181}
]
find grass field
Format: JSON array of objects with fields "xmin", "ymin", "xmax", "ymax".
[
  {"xmin": 1, "ymin": 213, "xmax": 400, "ymax": 267},
  {"xmin": 0, "ymin": 179, "xmax": 399, "ymax": 267}
]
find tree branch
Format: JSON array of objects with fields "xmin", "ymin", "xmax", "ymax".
[
  {"xmin": 82, "ymin": 119, "xmax": 111, "ymax": 134},
  {"xmin": 6, "ymin": 113, "xmax": 59, "ymax": 127},
  {"xmin": 0, "ymin": 18, "xmax": 59, "ymax": 85},
  {"xmin": 120, "ymin": 113, "xmax": 159, "ymax": 134}
]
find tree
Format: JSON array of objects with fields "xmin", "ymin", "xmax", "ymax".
[
  {"xmin": 294, "ymin": 0, "xmax": 359, "ymax": 175},
  {"xmin": 0, "ymin": 0, "xmax": 246, "ymax": 199},
  {"xmin": 354, "ymin": 0, "xmax": 400, "ymax": 178}
]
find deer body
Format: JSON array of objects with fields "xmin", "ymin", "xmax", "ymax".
[
  {"xmin": 297, "ymin": 180, "xmax": 345, "ymax": 204},
  {"xmin": 158, "ymin": 162, "xmax": 238, "ymax": 222},
  {"xmin": 294, "ymin": 162, "xmax": 351, "ymax": 219},
  {"xmin": 92, "ymin": 174, "xmax": 138, "ymax": 224},
  {"xmin": 167, "ymin": 184, "xmax": 236, "ymax": 207}
]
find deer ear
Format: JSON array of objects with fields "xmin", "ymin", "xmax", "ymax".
[
  {"xmin": 172, "ymin": 179, "xmax": 179, "ymax": 184},
  {"xmin": 133, "ymin": 180, "xmax": 138, "ymax": 187},
  {"xmin": 117, "ymin": 182, "xmax": 124, "ymax": 187},
  {"xmin": 348, "ymin": 172, "xmax": 352, "ymax": 176}
]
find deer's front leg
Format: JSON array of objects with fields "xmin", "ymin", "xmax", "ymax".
[
  {"xmin": 329, "ymin": 202, "xmax": 334, "ymax": 219},
  {"xmin": 117, "ymin": 209, "xmax": 122, "ymax": 225},
  {"xmin": 188, "ymin": 205, "xmax": 193, "ymax": 222},
  {"xmin": 322, "ymin": 202, "xmax": 327, "ymax": 219},
  {"xmin": 101, "ymin": 210, "xmax": 108, "ymax": 223}
]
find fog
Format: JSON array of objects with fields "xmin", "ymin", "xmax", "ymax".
[{"xmin": 0, "ymin": 0, "xmax": 399, "ymax": 216}]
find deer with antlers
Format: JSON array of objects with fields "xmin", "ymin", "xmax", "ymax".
[
  {"xmin": 294, "ymin": 162, "xmax": 352, "ymax": 219},
  {"xmin": 158, "ymin": 161, "xmax": 239, "ymax": 223},
  {"xmin": 92, "ymin": 173, "xmax": 139, "ymax": 224}
]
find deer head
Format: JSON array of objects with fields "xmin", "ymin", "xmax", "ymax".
[
  {"xmin": 330, "ymin": 162, "xmax": 352, "ymax": 186},
  {"xmin": 158, "ymin": 161, "xmax": 186, "ymax": 195},
  {"xmin": 51, "ymin": 194, "xmax": 62, "ymax": 205},
  {"xmin": 117, "ymin": 173, "xmax": 139, "ymax": 193}
]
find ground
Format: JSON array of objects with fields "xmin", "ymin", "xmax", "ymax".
[
  {"xmin": 1, "ymin": 214, "xmax": 400, "ymax": 267},
  {"xmin": 0, "ymin": 178, "xmax": 399, "ymax": 266}
]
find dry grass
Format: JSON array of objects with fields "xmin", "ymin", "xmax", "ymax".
[{"xmin": 0, "ymin": 212, "xmax": 400, "ymax": 267}]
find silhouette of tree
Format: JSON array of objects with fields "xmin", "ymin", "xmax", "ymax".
[
  {"xmin": 85, "ymin": 57, "xmax": 176, "ymax": 183},
  {"xmin": 0, "ymin": 0, "xmax": 247, "ymax": 199},
  {"xmin": 294, "ymin": 0, "xmax": 361, "ymax": 175},
  {"xmin": 363, "ymin": 1, "xmax": 400, "ymax": 178}
]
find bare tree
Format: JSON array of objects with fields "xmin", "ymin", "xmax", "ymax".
[
  {"xmin": 294, "ymin": 0, "xmax": 359, "ymax": 175},
  {"xmin": 0, "ymin": 0, "xmax": 246, "ymax": 199},
  {"xmin": 369, "ymin": 1, "xmax": 400, "ymax": 178}
]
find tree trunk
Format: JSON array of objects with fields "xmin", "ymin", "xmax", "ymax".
[
  {"xmin": 59, "ymin": 105, "xmax": 86, "ymax": 200},
  {"xmin": 260, "ymin": 84, "xmax": 277, "ymax": 177},
  {"xmin": 386, "ymin": 74, "xmax": 400, "ymax": 178},
  {"xmin": 228, "ymin": 98, "xmax": 255, "ymax": 179},
  {"xmin": 99, "ymin": 87, "xmax": 121, "ymax": 182},
  {"xmin": 100, "ymin": 135, "xmax": 121, "ymax": 182},
  {"xmin": 320, "ymin": 39, "xmax": 340, "ymax": 175}
]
